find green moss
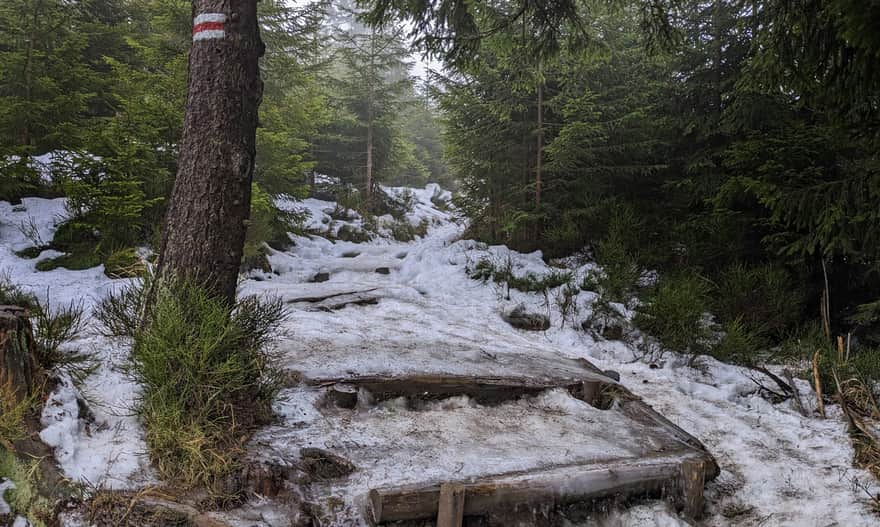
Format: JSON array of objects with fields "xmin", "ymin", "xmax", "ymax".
[
  {"xmin": 14, "ymin": 246, "xmax": 48, "ymax": 259},
  {"xmin": 35, "ymin": 251, "xmax": 102, "ymax": 272},
  {"xmin": 0, "ymin": 449, "xmax": 54, "ymax": 527}
]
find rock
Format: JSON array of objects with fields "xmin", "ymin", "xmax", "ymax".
[
  {"xmin": 336, "ymin": 224, "xmax": 370, "ymax": 243},
  {"xmin": 299, "ymin": 448, "xmax": 356, "ymax": 481},
  {"xmin": 603, "ymin": 370, "xmax": 621, "ymax": 382},
  {"xmin": 329, "ymin": 207, "xmax": 359, "ymax": 221},
  {"xmin": 501, "ymin": 305, "xmax": 551, "ymax": 331},
  {"xmin": 580, "ymin": 312, "xmax": 627, "ymax": 341},
  {"xmin": 310, "ymin": 272, "xmax": 330, "ymax": 283},
  {"xmin": 374, "ymin": 267, "xmax": 390, "ymax": 275}
]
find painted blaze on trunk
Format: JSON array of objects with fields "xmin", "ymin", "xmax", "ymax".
[{"xmin": 156, "ymin": 0, "xmax": 264, "ymax": 305}]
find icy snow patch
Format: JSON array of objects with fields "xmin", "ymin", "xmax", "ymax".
[{"xmin": 0, "ymin": 479, "xmax": 13, "ymax": 515}]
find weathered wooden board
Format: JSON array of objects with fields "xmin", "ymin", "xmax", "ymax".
[
  {"xmin": 369, "ymin": 453, "xmax": 714, "ymax": 523},
  {"xmin": 309, "ymin": 372, "xmax": 616, "ymax": 406}
]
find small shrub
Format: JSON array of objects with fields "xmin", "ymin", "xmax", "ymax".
[
  {"xmin": 413, "ymin": 218, "xmax": 430, "ymax": 238},
  {"xmin": 0, "ymin": 374, "xmax": 33, "ymax": 448},
  {"xmin": 0, "ymin": 274, "xmax": 38, "ymax": 310},
  {"xmin": 635, "ymin": 273, "xmax": 712, "ymax": 355},
  {"xmin": 467, "ymin": 256, "xmax": 572, "ymax": 293},
  {"xmin": 389, "ymin": 219, "xmax": 429, "ymax": 242},
  {"xmin": 712, "ymin": 263, "xmax": 806, "ymax": 339},
  {"xmin": 336, "ymin": 223, "xmax": 371, "ymax": 243},
  {"xmin": 122, "ymin": 278, "xmax": 285, "ymax": 496},
  {"xmin": 49, "ymin": 220, "xmax": 99, "ymax": 253},
  {"xmin": 243, "ymin": 183, "xmax": 303, "ymax": 272},
  {"xmin": 103, "ymin": 248, "xmax": 145, "ymax": 279},
  {"xmin": 468, "ymin": 258, "xmax": 495, "ymax": 282},
  {"xmin": 390, "ymin": 219, "xmax": 416, "ymax": 242},
  {"xmin": 32, "ymin": 298, "xmax": 88, "ymax": 372},
  {"xmin": 592, "ymin": 238, "xmax": 640, "ymax": 302},
  {"xmin": 710, "ymin": 318, "xmax": 763, "ymax": 365},
  {"xmin": 508, "ymin": 270, "xmax": 572, "ymax": 292}
]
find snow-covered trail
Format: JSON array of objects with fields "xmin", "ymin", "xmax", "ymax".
[
  {"xmin": 1, "ymin": 187, "xmax": 878, "ymax": 526},
  {"xmin": 243, "ymin": 186, "xmax": 879, "ymax": 526}
]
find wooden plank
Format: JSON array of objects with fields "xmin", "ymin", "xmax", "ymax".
[
  {"xmin": 369, "ymin": 453, "xmax": 708, "ymax": 524},
  {"xmin": 285, "ymin": 287, "xmax": 380, "ymax": 304},
  {"xmin": 309, "ymin": 373, "xmax": 614, "ymax": 406},
  {"xmin": 436, "ymin": 483, "xmax": 465, "ymax": 527},
  {"xmin": 680, "ymin": 458, "xmax": 706, "ymax": 519}
]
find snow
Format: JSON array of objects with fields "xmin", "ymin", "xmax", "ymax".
[
  {"xmin": 0, "ymin": 198, "xmax": 151, "ymax": 489},
  {"xmin": 0, "ymin": 479, "xmax": 13, "ymax": 515},
  {"xmin": 1, "ymin": 184, "xmax": 878, "ymax": 526}
]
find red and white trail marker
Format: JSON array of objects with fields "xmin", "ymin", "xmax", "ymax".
[{"xmin": 193, "ymin": 13, "xmax": 226, "ymax": 41}]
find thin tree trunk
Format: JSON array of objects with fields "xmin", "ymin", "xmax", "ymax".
[
  {"xmin": 366, "ymin": 117, "xmax": 373, "ymax": 200},
  {"xmin": 712, "ymin": 0, "xmax": 723, "ymax": 114},
  {"xmin": 156, "ymin": 1, "xmax": 264, "ymax": 305},
  {"xmin": 535, "ymin": 64, "xmax": 543, "ymax": 207},
  {"xmin": 365, "ymin": 27, "xmax": 375, "ymax": 203},
  {"xmin": 21, "ymin": 7, "xmax": 36, "ymax": 147}
]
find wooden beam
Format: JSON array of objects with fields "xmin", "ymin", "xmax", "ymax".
[
  {"xmin": 436, "ymin": 483, "xmax": 465, "ymax": 527},
  {"xmin": 309, "ymin": 373, "xmax": 614, "ymax": 407},
  {"xmin": 680, "ymin": 458, "xmax": 706, "ymax": 520},
  {"xmin": 369, "ymin": 453, "xmax": 712, "ymax": 524}
]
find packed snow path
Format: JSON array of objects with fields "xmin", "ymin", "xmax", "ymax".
[{"xmin": 1, "ymin": 187, "xmax": 878, "ymax": 526}]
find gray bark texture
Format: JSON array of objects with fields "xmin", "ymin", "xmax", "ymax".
[{"xmin": 156, "ymin": 0, "xmax": 264, "ymax": 305}]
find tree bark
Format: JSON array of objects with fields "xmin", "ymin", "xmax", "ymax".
[
  {"xmin": 365, "ymin": 26, "xmax": 375, "ymax": 203},
  {"xmin": 156, "ymin": 0, "xmax": 264, "ymax": 305},
  {"xmin": 535, "ymin": 64, "xmax": 543, "ymax": 207},
  {"xmin": 0, "ymin": 306, "xmax": 40, "ymax": 402}
]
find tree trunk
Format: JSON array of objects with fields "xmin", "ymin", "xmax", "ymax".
[
  {"xmin": 21, "ymin": 9, "xmax": 36, "ymax": 147},
  {"xmin": 712, "ymin": 0, "xmax": 723, "ymax": 114},
  {"xmin": 155, "ymin": 1, "xmax": 264, "ymax": 305},
  {"xmin": 365, "ymin": 27, "xmax": 375, "ymax": 204},
  {"xmin": 535, "ymin": 65, "xmax": 543, "ymax": 207}
]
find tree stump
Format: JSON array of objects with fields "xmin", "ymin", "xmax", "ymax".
[
  {"xmin": 1, "ymin": 305, "xmax": 70, "ymax": 523},
  {"xmin": 0, "ymin": 305, "xmax": 41, "ymax": 402}
]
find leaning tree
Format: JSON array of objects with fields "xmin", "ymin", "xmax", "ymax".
[{"xmin": 155, "ymin": 0, "xmax": 264, "ymax": 305}]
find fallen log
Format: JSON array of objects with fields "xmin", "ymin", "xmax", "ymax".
[
  {"xmin": 310, "ymin": 373, "xmax": 615, "ymax": 407},
  {"xmin": 368, "ymin": 452, "xmax": 714, "ymax": 524}
]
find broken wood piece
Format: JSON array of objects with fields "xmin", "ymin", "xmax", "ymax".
[
  {"xmin": 285, "ymin": 287, "xmax": 380, "ymax": 304},
  {"xmin": 369, "ymin": 453, "xmax": 713, "ymax": 523},
  {"xmin": 617, "ymin": 400, "xmax": 717, "ymax": 468},
  {"xmin": 436, "ymin": 483, "xmax": 465, "ymax": 527},
  {"xmin": 323, "ymin": 383, "xmax": 359, "ymax": 409},
  {"xmin": 812, "ymin": 349, "xmax": 826, "ymax": 418},
  {"xmin": 784, "ymin": 369, "xmax": 808, "ymax": 417},
  {"xmin": 315, "ymin": 292, "xmax": 380, "ymax": 311},
  {"xmin": 310, "ymin": 373, "xmax": 615, "ymax": 407},
  {"xmin": 680, "ymin": 458, "xmax": 706, "ymax": 519}
]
